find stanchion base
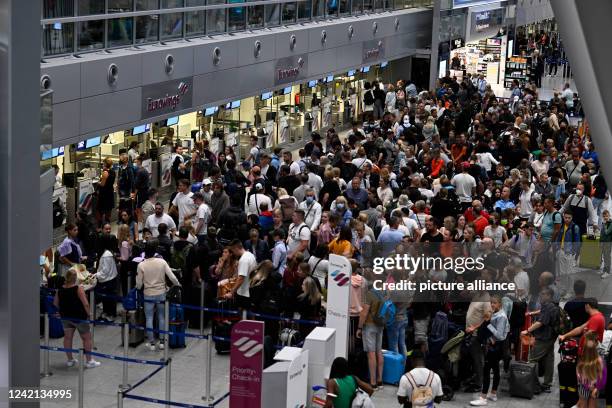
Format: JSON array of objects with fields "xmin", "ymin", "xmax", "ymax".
[
  {"xmin": 40, "ymin": 372, "xmax": 53, "ymax": 378},
  {"xmin": 201, "ymin": 396, "xmax": 215, "ymax": 402},
  {"xmin": 118, "ymin": 384, "xmax": 132, "ymax": 392}
]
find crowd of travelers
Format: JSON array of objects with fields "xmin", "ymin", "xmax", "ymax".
[{"xmin": 42, "ymin": 69, "xmax": 612, "ymax": 408}]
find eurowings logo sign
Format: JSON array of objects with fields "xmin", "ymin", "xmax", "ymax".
[
  {"xmin": 233, "ymin": 336, "xmax": 263, "ymax": 358},
  {"xmin": 330, "ymin": 269, "xmax": 349, "ymax": 287}
]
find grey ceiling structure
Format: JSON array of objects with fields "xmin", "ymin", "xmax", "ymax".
[{"xmin": 551, "ymin": 0, "xmax": 612, "ymax": 186}]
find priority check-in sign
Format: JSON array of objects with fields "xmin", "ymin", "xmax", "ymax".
[{"xmin": 229, "ymin": 320, "xmax": 265, "ymax": 408}]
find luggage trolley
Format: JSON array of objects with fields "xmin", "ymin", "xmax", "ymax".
[{"xmin": 310, "ymin": 385, "xmax": 327, "ymax": 407}]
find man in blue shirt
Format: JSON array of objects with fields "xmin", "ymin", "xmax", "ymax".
[
  {"xmin": 494, "ymin": 186, "xmax": 516, "ymax": 212},
  {"xmin": 377, "ymin": 216, "xmax": 405, "ymax": 256},
  {"xmin": 344, "ymin": 176, "xmax": 369, "ymax": 211},
  {"xmin": 270, "ymin": 147, "xmax": 282, "ymax": 170}
]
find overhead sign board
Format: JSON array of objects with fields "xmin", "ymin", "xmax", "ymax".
[
  {"xmin": 453, "ymin": 0, "xmax": 500, "ymax": 8},
  {"xmin": 141, "ymin": 77, "xmax": 193, "ymax": 119},
  {"xmin": 274, "ymin": 54, "xmax": 309, "ymax": 86}
]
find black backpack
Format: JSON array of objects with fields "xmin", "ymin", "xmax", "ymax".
[{"xmin": 364, "ymin": 90, "xmax": 374, "ymax": 106}]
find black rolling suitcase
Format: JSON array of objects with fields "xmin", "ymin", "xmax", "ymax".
[
  {"xmin": 509, "ymin": 360, "xmax": 539, "ymax": 399},
  {"xmin": 558, "ymin": 361, "xmax": 578, "ymax": 408},
  {"xmin": 212, "ymin": 299, "xmax": 237, "ymax": 354}
]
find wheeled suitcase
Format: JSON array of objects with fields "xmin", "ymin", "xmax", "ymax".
[
  {"xmin": 212, "ymin": 299, "xmax": 237, "ymax": 354},
  {"xmin": 122, "ymin": 307, "xmax": 145, "ymax": 347},
  {"xmin": 382, "ymin": 350, "xmax": 406, "ymax": 385},
  {"xmin": 558, "ymin": 361, "xmax": 578, "ymax": 408},
  {"xmin": 169, "ymin": 304, "xmax": 186, "ymax": 349},
  {"xmin": 580, "ymin": 235, "xmax": 602, "ymax": 269},
  {"xmin": 44, "ymin": 294, "xmax": 65, "ymax": 339},
  {"xmin": 509, "ymin": 360, "xmax": 539, "ymax": 399}
]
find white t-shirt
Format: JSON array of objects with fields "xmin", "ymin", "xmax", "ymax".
[
  {"xmin": 287, "ymin": 222, "xmax": 311, "ymax": 256},
  {"xmin": 397, "ymin": 368, "xmax": 444, "ymax": 406},
  {"xmin": 519, "ymin": 188, "xmax": 535, "ymax": 217},
  {"xmin": 477, "ymin": 152, "xmax": 499, "ymax": 172},
  {"xmin": 352, "ymin": 158, "xmax": 372, "ymax": 170},
  {"xmin": 308, "ymin": 256, "xmax": 329, "ymax": 289},
  {"xmin": 249, "ymin": 145, "xmax": 261, "ymax": 165},
  {"xmin": 237, "ymin": 251, "xmax": 257, "ymax": 298},
  {"xmin": 483, "ymin": 225, "xmax": 506, "ymax": 248},
  {"xmin": 287, "ymin": 161, "xmax": 301, "ymax": 176},
  {"xmin": 402, "ymin": 217, "xmax": 420, "ymax": 238},
  {"xmin": 172, "ymin": 192, "xmax": 195, "ymax": 225},
  {"xmin": 451, "ymin": 173, "xmax": 476, "ymax": 203},
  {"xmin": 247, "ymin": 193, "xmax": 272, "ymax": 216},
  {"xmin": 514, "ymin": 270, "xmax": 530, "ymax": 300},
  {"xmin": 145, "ymin": 213, "xmax": 177, "ymax": 237},
  {"xmin": 195, "ymin": 203, "xmax": 211, "ymax": 235}
]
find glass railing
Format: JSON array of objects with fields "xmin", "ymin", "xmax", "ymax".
[{"xmin": 41, "ymin": 0, "xmax": 432, "ymax": 57}]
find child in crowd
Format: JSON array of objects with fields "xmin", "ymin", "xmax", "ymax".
[{"xmin": 576, "ymin": 332, "xmax": 607, "ymax": 408}]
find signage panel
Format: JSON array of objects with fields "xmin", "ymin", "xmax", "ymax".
[
  {"xmin": 141, "ymin": 77, "xmax": 193, "ymax": 119},
  {"xmin": 274, "ymin": 54, "xmax": 309, "ymax": 86},
  {"xmin": 229, "ymin": 320, "xmax": 265, "ymax": 408},
  {"xmin": 326, "ymin": 254, "xmax": 351, "ymax": 358}
]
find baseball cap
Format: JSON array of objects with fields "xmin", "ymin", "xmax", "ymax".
[
  {"xmin": 255, "ymin": 183, "xmax": 263, "ymax": 190},
  {"xmin": 461, "ymin": 161, "xmax": 471, "ymax": 169},
  {"xmin": 203, "ymin": 178, "xmax": 212, "ymax": 185}
]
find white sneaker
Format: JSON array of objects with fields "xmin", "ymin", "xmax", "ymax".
[
  {"xmin": 470, "ymin": 398, "xmax": 488, "ymax": 406},
  {"xmin": 157, "ymin": 341, "xmax": 165, "ymax": 350},
  {"xmin": 487, "ymin": 394, "xmax": 497, "ymax": 402},
  {"xmin": 145, "ymin": 342, "xmax": 157, "ymax": 351},
  {"xmin": 85, "ymin": 360, "xmax": 101, "ymax": 369},
  {"xmin": 602, "ymin": 273, "xmax": 610, "ymax": 279},
  {"xmin": 66, "ymin": 358, "xmax": 78, "ymax": 367}
]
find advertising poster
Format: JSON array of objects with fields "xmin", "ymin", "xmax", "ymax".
[
  {"xmin": 78, "ymin": 179, "xmax": 94, "ymax": 214},
  {"xmin": 326, "ymin": 254, "xmax": 351, "ymax": 358},
  {"xmin": 159, "ymin": 153, "xmax": 172, "ymax": 188},
  {"xmin": 141, "ymin": 158, "xmax": 152, "ymax": 175},
  {"xmin": 229, "ymin": 320, "xmax": 264, "ymax": 408},
  {"xmin": 286, "ymin": 350, "xmax": 309, "ymax": 408}
]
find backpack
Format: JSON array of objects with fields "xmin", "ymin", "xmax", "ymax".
[
  {"xmin": 430, "ymin": 311, "xmax": 449, "ymax": 343},
  {"xmin": 553, "ymin": 305, "xmax": 572, "ymax": 336},
  {"xmin": 170, "ymin": 243, "xmax": 193, "ymax": 274},
  {"xmin": 364, "ymin": 90, "xmax": 374, "ymax": 106},
  {"xmin": 405, "ymin": 371, "xmax": 435, "ymax": 407},
  {"xmin": 279, "ymin": 197, "xmax": 297, "ymax": 222},
  {"xmin": 253, "ymin": 145, "xmax": 262, "ymax": 166},
  {"xmin": 371, "ymin": 291, "xmax": 396, "ymax": 327},
  {"xmin": 351, "ymin": 386, "xmax": 375, "ymax": 408}
]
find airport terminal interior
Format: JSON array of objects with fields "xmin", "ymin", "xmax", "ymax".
[{"xmin": 3, "ymin": 0, "xmax": 612, "ymax": 407}]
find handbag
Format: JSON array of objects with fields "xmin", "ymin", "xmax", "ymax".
[{"xmin": 217, "ymin": 277, "xmax": 239, "ymax": 299}]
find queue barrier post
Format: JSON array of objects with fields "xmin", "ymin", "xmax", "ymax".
[
  {"xmin": 78, "ymin": 348, "xmax": 85, "ymax": 408},
  {"xmin": 165, "ymin": 358, "xmax": 172, "ymax": 408},
  {"xmin": 120, "ymin": 321, "xmax": 131, "ymax": 391},
  {"xmin": 89, "ymin": 290, "xmax": 95, "ymax": 348},
  {"xmin": 117, "ymin": 389, "xmax": 124, "ymax": 408},
  {"xmin": 164, "ymin": 299, "xmax": 170, "ymax": 362},
  {"xmin": 41, "ymin": 313, "xmax": 52, "ymax": 377},
  {"xmin": 202, "ymin": 334, "xmax": 213, "ymax": 402},
  {"xmin": 199, "ymin": 283, "xmax": 205, "ymax": 336}
]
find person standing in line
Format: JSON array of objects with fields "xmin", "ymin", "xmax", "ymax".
[
  {"xmin": 58, "ymin": 224, "xmax": 86, "ymax": 276},
  {"xmin": 192, "ymin": 192, "xmax": 211, "ymax": 244},
  {"xmin": 96, "ymin": 157, "xmax": 116, "ymax": 228},
  {"xmin": 144, "ymin": 202, "xmax": 177, "ymax": 238},
  {"xmin": 171, "ymin": 179, "xmax": 196, "ymax": 227},
  {"xmin": 94, "ymin": 234, "xmax": 119, "ymax": 322},
  {"xmin": 324, "ymin": 357, "xmax": 373, "ymax": 408},
  {"xmin": 470, "ymin": 294, "xmax": 510, "ymax": 406},
  {"xmin": 554, "ymin": 210, "xmax": 581, "ymax": 293},
  {"xmin": 521, "ymin": 288, "xmax": 558, "ymax": 393},
  {"xmin": 133, "ymin": 156, "xmax": 151, "ymax": 226},
  {"xmin": 136, "ymin": 242, "xmax": 181, "ymax": 351},
  {"xmin": 463, "ymin": 287, "xmax": 492, "ymax": 393},
  {"xmin": 54, "ymin": 268, "xmax": 101, "ymax": 368},
  {"xmin": 224, "ymin": 239, "xmax": 257, "ymax": 314},
  {"xmin": 600, "ymin": 210, "xmax": 612, "ymax": 279},
  {"xmin": 397, "ymin": 350, "xmax": 444, "ymax": 407}
]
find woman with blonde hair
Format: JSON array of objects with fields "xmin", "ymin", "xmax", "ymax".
[
  {"xmin": 180, "ymin": 219, "xmax": 199, "ymax": 244},
  {"xmin": 296, "ymin": 276, "xmax": 323, "ymax": 337},
  {"xmin": 576, "ymin": 331, "xmax": 607, "ymax": 408},
  {"xmin": 332, "ymin": 196, "xmax": 352, "ymax": 228},
  {"xmin": 117, "ymin": 224, "xmax": 133, "ymax": 296},
  {"xmin": 53, "ymin": 267, "xmax": 100, "ymax": 368}
]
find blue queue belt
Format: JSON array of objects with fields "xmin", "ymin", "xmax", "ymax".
[
  {"xmin": 55, "ymin": 291, "xmax": 325, "ymax": 327},
  {"xmin": 123, "ymin": 364, "xmax": 166, "ymax": 393},
  {"xmin": 122, "ymin": 390, "xmax": 230, "ymax": 408},
  {"xmin": 40, "ymin": 345, "xmax": 80, "ymax": 353}
]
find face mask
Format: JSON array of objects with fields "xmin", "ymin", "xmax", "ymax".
[
  {"xmin": 336, "ymin": 203, "xmax": 345, "ymax": 210},
  {"xmin": 306, "ymin": 196, "xmax": 314, "ymax": 204},
  {"xmin": 576, "ymin": 189, "xmax": 583, "ymax": 196}
]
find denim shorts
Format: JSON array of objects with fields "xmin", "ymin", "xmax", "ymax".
[{"xmin": 363, "ymin": 324, "xmax": 383, "ymax": 352}]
